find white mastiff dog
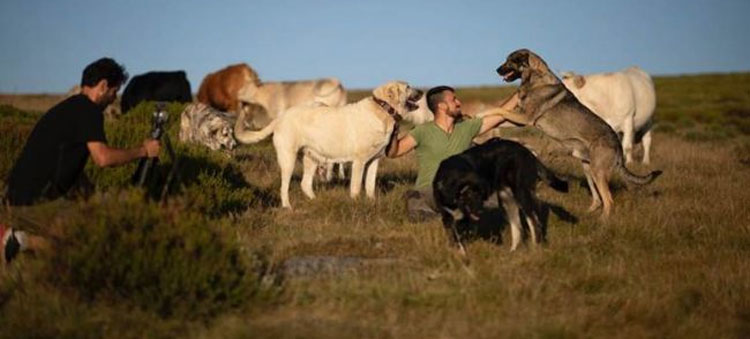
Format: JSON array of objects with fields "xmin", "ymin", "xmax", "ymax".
[
  {"xmin": 237, "ymin": 75, "xmax": 348, "ymax": 129},
  {"xmin": 561, "ymin": 66, "xmax": 656, "ymax": 164},
  {"xmin": 235, "ymin": 81, "xmax": 423, "ymax": 208}
]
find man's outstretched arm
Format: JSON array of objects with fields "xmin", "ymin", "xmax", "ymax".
[
  {"xmin": 87, "ymin": 140, "xmax": 160, "ymax": 168},
  {"xmin": 478, "ymin": 92, "xmax": 527, "ymax": 134}
]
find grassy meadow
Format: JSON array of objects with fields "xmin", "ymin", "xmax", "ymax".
[{"xmin": 1, "ymin": 72, "xmax": 749, "ymax": 338}]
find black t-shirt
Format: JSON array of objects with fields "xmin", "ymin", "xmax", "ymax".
[{"xmin": 6, "ymin": 94, "xmax": 107, "ymax": 206}]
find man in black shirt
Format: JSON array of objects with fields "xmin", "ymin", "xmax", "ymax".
[
  {"xmin": 2, "ymin": 57, "xmax": 160, "ymax": 263},
  {"xmin": 6, "ymin": 57, "xmax": 160, "ymax": 205}
]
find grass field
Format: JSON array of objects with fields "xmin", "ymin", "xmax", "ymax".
[{"xmin": 1, "ymin": 72, "xmax": 750, "ymax": 338}]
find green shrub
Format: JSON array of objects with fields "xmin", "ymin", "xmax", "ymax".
[
  {"xmin": 38, "ymin": 191, "xmax": 275, "ymax": 319},
  {"xmin": 0, "ymin": 105, "xmax": 38, "ymax": 182}
]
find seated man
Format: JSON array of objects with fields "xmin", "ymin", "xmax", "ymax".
[
  {"xmin": 2, "ymin": 57, "xmax": 160, "ymax": 263},
  {"xmin": 386, "ymin": 86, "xmax": 518, "ymax": 222}
]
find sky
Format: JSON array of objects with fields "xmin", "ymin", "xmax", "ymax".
[{"xmin": 1, "ymin": 0, "xmax": 749, "ymax": 93}]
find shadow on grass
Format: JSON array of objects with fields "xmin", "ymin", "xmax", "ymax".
[
  {"xmin": 455, "ymin": 200, "xmax": 578, "ymax": 248},
  {"xmin": 304, "ymin": 169, "xmax": 417, "ymax": 195},
  {"xmin": 140, "ymin": 151, "xmax": 279, "ymax": 215}
]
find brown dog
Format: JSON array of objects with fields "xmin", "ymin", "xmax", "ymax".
[
  {"xmin": 495, "ymin": 49, "xmax": 661, "ymax": 219},
  {"xmin": 197, "ymin": 63, "xmax": 260, "ymax": 115}
]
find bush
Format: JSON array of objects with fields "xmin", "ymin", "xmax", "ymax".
[
  {"xmin": 37, "ymin": 191, "xmax": 275, "ymax": 319},
  {"xmin": 0, "ymin": 105, "xmax": 38, "ymax": 182}
]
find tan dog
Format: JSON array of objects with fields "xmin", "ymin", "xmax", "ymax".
[
  {"xmin": 234, "ymin": 81, "xmax": 422, "ymax": 208},
  {"xmin": 236, "ymin": 72, "xmax": 347, "ymax": 129},
  {"xmin": 495, "ymin": 49, "xmax": 661, "ymax": 219}
]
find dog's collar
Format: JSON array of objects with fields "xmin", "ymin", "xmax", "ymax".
[{"xmin": 372, "ymin": 96, "xmax": 402, "ymax": 122}]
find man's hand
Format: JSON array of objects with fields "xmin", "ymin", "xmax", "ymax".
[{"xmin": 142, "ymin": 139, "xmax": 161, "ymax": 158}]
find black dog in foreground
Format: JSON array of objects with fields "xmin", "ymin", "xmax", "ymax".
[{"xmin": 433, "ymin": 138, "xmax": 569, "ymax": 253}]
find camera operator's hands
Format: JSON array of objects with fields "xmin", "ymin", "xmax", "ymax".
[{"xmin": 142, "ymin": 139, "xmax": 161, "ymax": 158}]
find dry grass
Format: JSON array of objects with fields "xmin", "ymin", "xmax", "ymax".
[
  {"xmin": 2, "ymin": 73, "xmax": 750, "ymax": 338},
  {"xmin": 210, "ymin": 131, "xmax": 749, "ymax": 339},
  {"xmin": 0, "ymin": 93, "xmax": 66, "ymax": 113}
]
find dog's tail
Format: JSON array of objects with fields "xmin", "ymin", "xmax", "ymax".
[
  {"xmin": 536, "ymin": 162, "xmax": 569, "ymax": 193},
  {"xmin": 234, "ymin": 104, "xmax": 277, "ymax": 144},
  {"xmin": 617, "ymin": 164, "xmax": 663, "ymax": 186},
  {"xmin": 314, "ymin": 78, "xmax": 348, "ymax": 107}
]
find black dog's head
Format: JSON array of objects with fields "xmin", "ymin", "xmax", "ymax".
[
  {"xmin": 435, "ymin": 175, "xmax": 488, "ymax": 223},
  {"xmin": 455, "ymin": 182, "xmax": 486, "ymax": 222},
  {"xmin": 496, "ymin": 48, "xmax": 550, "ymax": 83}
]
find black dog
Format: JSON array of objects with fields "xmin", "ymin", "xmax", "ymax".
[
  {"xmin": 433, "ymin": 138, "xmax": 568, "ymax": 253},
  {"xmin": 121, "ymin": 71, "xmax": 193, "ymax": 114}
]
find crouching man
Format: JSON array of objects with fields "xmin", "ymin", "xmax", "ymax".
[{"xmin": 1, "ymin": 57, "xmax": 160, "ymax": 263}]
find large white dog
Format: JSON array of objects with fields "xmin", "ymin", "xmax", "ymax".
[
  {"xmin": 237, "ymin": 75, "xmax": 348, "ymax": 129},
  {"xmin": 234, "ymin": 81, "xmax": 423, "ymax": 208},
  {"xmin": 561, "ymin": 67, "xmax": 656, "ymax": 164}
]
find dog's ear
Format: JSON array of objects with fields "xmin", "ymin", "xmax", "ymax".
[
  {"xmin": 386, "ymin": 83, "xmax": 405, "ymax": 103},
  {"xmin": 527, "ymin": 52, "xmax": 550, "ymax": 73},
  {"xmin": 573, "ymin": 75, "xmax": 586, "ymax": 88},
  {"xmin": 373, "ymin": 83, "xmax": 395, "ymax": 102},
  {"xmin": 560, "ymin": 71, "xmax": 576, "ymax": 79},
  {"xmin": 244, "ymin": 64, "xmax": 262, "ymax": 87}
]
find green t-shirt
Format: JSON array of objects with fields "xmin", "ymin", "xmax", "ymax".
[{"xmin": 409, "ymin": 118, "xmax": 483, "ymax": 189}]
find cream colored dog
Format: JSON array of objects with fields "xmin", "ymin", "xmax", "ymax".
[
  {"xmin": 234, "ymin": 81, "xmax": 423, "ymax": 208},
  {"xmin": 237, "ymin": 76, "xmax": 348, "ymax": 129},
  {"xmin": 561, "ymin": 67, "xmax": 656, "ymax": 164}
]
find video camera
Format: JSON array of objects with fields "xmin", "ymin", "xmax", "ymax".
[{"xmin": 132, "ymin": 103, "xmax": 168, "ymax": 187}]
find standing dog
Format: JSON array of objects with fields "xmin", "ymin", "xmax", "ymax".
[
  {"xmin": 234, "ymin": 81, "xmax": 422, "ymax": 208},
  {"xmin": 561, "ymin": 67, "xmax": 656, "ymax": 164},
  {"xmin": 495, "ymin": 49, "xmax": 662, "ymax": 219},
  {"xmin": 237, "ymin": 77, "xmax": 348, "ymax": 129},
  {"xmin": 433, "ymin": 138, "xmax": 569, "ymax": 252}
]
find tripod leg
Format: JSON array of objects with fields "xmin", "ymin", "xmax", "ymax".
[{"xmin": 160, "ymin": 135, "xmax": 179, "ymax": 203}]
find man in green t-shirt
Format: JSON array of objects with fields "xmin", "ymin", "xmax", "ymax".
[{"xmin": 386, "ymin": 86, "xmax": 519, "ymax": 222}]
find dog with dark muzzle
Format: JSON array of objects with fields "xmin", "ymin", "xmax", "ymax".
[
  {"xmin": 495, "ymin": 49, "xmax": 662, "ymax": 219},
  {"xmin": 433, "ymin": 138, "xmax": 569, "ymax": 253}
]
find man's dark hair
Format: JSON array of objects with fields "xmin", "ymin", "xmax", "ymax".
[
  {"xmin": 80, "ymin": 57, "xmax": 128, "ymax": 88},
  {"xmin": 426, "ymin": 85, "xmax": 455, "ymax": 113}
]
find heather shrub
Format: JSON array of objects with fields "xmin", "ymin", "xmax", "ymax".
[
  {"xmin": 0, "ymin": 105, "xmax": 38, "ymax": 182},
  {"xmin": 38, "ymin": 192, "xmax": 276, "ymax": 319}
]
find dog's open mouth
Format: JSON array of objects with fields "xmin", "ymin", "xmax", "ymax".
[
  {"xmin": 501, "ymin": 71, "xmax": 517, "ymax": 81},
  {"xmin": 406, "ymin": 90, "xmax": 424, "ymax": 111},
  {"xmin": 463, "ymin": 206, "xmax": 481, "ymax": 222},
  {"xmin": 498, "ymin": 69, "xmax": 519, "ymax": 82},
  {"xmin": 497, "ymin": 65, "xmax": 519, "ymax": 82}
]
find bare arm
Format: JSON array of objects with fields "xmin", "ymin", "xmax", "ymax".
[
  {"xmin": 478, "ymin": 92, "xmax": 521, "ymax": 134},
  {"xmin": 87, "ymin": 140, "xmax": 160, "ymax": 168},
  {"xmin": 386, "ymin": 133, "xmax": 417, "ymax": 158}
]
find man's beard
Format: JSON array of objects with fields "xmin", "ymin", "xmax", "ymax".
[{"xmin": 98, "ymin": 94, "xmax": 116, "ymax": 108}]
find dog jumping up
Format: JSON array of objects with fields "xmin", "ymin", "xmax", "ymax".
[
  {"xmin": 433, "ymin": 138, "xmax": 569, "ymax": 253},
  {"xmin": 495, "ymin": 49, "xmax": 662, "ymax": 219}
]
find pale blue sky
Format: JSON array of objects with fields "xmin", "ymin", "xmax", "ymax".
[{"xmin": 1, "ymin": 0, "xmax": 748, "ymax": 93}]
